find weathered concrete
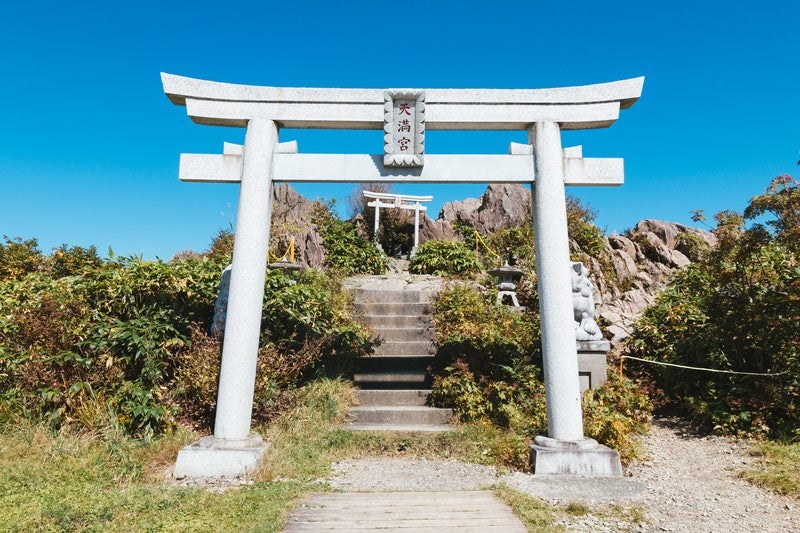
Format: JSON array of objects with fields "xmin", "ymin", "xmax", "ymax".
[
  {"xmin": 214, "ymin": 117, "xmax": 278, "ymax": 441},
  {"xmin": 356, "ymin": 389, "xmax": 430, "ymax": 406},
  {"xmin": 173, "ymin": 434, "xmax": 268, "ymax": 480},
  {"xmin": 578, "ymin": 340, "xmax": 611, "ymax": 391},
  {"xmin": 530, "ymin": 436, "xmax": 622, "ymax": 476}
]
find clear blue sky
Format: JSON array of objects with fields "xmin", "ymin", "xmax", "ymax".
[{"xmin": 1, "ymin": 1, "xmax": 797, "ymax": 259}]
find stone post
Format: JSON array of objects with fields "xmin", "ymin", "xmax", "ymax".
[
  {"xmin": 214, "ymin": 117, "xmax": 278, "ymax": 440},
  {"xmin": 527, "ymin": 121, "xmax": 622, "ymax": 475},
  {"xmin": 173, "ymin": 117, "xmax": 276, "ymax": 479},
  {"xmin": 373, "ymin": 204, "xmax": 381, "ymax": 243},
  {"xmin": 529, "ymin": 121, "xmax": 584, "ymax": 441},
  {"xmin": 412, "ymin": 203, "xmax": 421, "ymax": 254}
]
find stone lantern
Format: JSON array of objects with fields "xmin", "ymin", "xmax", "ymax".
[{"xmin": 489, "ymin": 262, "xmax": 524, "ymax": 308}]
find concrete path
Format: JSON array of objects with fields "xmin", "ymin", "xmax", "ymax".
[{"xmin": 282, "ymin": 490, "xmax": 526, "ymax": 532}]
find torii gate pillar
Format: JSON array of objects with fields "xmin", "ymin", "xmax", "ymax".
[
  {"xmin": 528, "ymin": 122, "xmax": 622, "ymax": 474},
  {"xmin": 173, "ymin": 118, "xmax": 276, "ymax": 479}
]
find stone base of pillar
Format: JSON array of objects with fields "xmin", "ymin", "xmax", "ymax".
[
  {"xmin": 577, "ymin": 340, "xmax": 610, "ymax": 392},
  {"xmin": 530, "ymin": 435, "xmax": 622, "ymax": 476},
  {"xmin": 174, "ymin": 434, "xmax": 269, "ymax": 480}
]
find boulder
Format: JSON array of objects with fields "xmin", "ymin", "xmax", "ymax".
[{"xmin": 270, "ymin": 183, "xmax": 326, "ymax": 267}]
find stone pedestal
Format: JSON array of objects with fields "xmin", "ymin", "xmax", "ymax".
[
  {"xmin": 577, "ymin": 340, "xmax": 610, "ymax": 392},
  {"xmin": 174, "ymin": 434, "xmax": 269, "ymax": 479},
  {"xmin": 530, "ymin": 435, "xmax": 622, "ymax": 476}
]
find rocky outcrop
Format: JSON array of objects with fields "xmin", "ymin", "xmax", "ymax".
[
  {"xmin": 592, "ymin": 220, "xmax": 715, "ymax": 347},
  {"xmin": 270, "ymin": 184, "xmax": 326, "ymax": 267},
  {"xmin": 270, "ymin": 183, "xmax": 715, "ymax": 350},
  {"xmin": 419, "ymin": 184, "xmax": 716, "ymax": 349},
  {"xmin": 431, "ymin": 183, "xmax": 532, "ymax": 235}
]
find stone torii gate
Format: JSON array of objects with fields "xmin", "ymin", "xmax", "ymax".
[
  {"xmin": 162, "ymin": 73, "xmax": 643, "ymax": 478},
  {"xmin": 362, "ymin": 190, "xmax": 432, "ymax": 254}
]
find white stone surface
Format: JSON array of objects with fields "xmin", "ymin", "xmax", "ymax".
[
  {"xmin": 213, "ymin": 118, "xmax": 278, "ymax": 440},
  {"xmin": 383, "ymin": 90, "xmax": 425, "ymax": 167},
  {"xmin": 183, "ymin": 98, "xmax": 622, "ymax": 130},
  {"xmin": 162, "ymin": 72, "xmax": 643, "ymax": 108},
  {"xmin": 178, "ymin": 152, "xmax": 623, "ymax": 186},
  {"xmin": 530, "ymin": 436, "xmax": 622, "ymax": 476},
  {"xmin": 173, "ymin": 434, "xmax": 268, "ymax": 479},
  {"xmin": 530, "ymin": 121, "xmax": 585, "ymax": 442}
]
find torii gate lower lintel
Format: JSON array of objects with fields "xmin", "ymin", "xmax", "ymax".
[{"xmin": 163, "ymin": 73, "xmax": 644, "ymax": 479}]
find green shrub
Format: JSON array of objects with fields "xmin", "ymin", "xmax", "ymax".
[
  {"xmin": 0, "ymin": 237, "xmax": 374, "ymax": 437},
  {"xmin": 0, "ymin": 236, "xmax": 43, "ymax": 280},
  {"xmin": 567, "ymin": 196, "xmax": 606, "ymax": 258},
  {"xmin": 313, "ymin": 207, "xmax": 388, "ymax": 276},
  {"xmin": 206, "ymin": 229, "xmax": 234, "ymax": 263},
  {"xmin": 430, "ymin": 282, "xmax": 651, "ymax": 464},
  {"xmin": 409, "ymin": 240, "xmax": 482, "ymax": 276},
  {"xmin": 431, "ymin": 283, "xmax": 540, "ymax": 375},
  {"xmin": 0, "ymin": 253, "xmax": 225, "ymax": 436},
  {"xmin": 430, "ymin": 284, "xmax": 545, "ymax": 435},
  {"xmin": 675, "ymin": 231, "xmax": 711, "ymax": 262},
  {"xmin": 483, "ymin": 223, "xmax": 536, "ymax": 270},
  {"xmin": 582, "ymin": 376, "xmax": 653, "ymax": 464},
  {"xmin": 625, "ymin": 175, "xmax": 800, "ymax": 439}
]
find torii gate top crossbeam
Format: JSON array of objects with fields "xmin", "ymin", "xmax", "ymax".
[
  {"xmin": 161, "ymin": 73, "xmax": 643, "ymax": 130},
  {"xmin": 363, "ymin": 191, "xmax": 433, "ymax": 203}
]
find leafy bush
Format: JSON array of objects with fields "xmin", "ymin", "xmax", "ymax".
[
  {"xmin": 430, "ymin": 282, "xmax": 652, "ymax": 464},
  {"xmin": 567, "ymin": 196, "xmax": 607, "ymax": 258},
  {"xmin": 409, "ymin": 240, "xmax": 482, "ymax": 276},
  {"xmin": 313, "ymin": 207, "xmax": 388, "ymax": 276},
  {"xmin": 0, "ymin": 237, "xmax": 375, "ymax": 437},
  {"xmin": 0, "ymin": 253, "xmax": 225, "ymax": 436},
  {"xmin": 675, "ymin": 231, "xmax": 711, "ymax": 262},
  {"xmin": 626, "ymin": 175, "xmax": 800, "ymax": 438},
  {"xmin": 582, "ymin": 376, "xmax": 653, "ymax": 464},
  {"xmin": 431, "ymin": 283, "xmax": 540, "ymax": 374},
  {"xmin": 484, "ymin": 223, "xmax": 536, "ymax": 270},
  {"xmin": 0, "ymin": 236, "xmax": 43, "ymax": 280}
]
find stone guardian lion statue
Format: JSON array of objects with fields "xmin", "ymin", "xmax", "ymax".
[{"xmin": 571, "ymin": 261, "xmax": 602, "ymax": 341}]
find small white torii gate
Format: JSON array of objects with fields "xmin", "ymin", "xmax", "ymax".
[
  {"xmin": 362, "ymin": 190, "xmax": 432, "ymax": 253},
  {"xmin": 162, "ymin": 73, "xmax": 644, "ymax": 478}
]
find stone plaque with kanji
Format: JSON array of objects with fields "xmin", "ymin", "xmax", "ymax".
[{"xmin": 383, "ymin": 90, "xmax": 425, "ymax": 167}]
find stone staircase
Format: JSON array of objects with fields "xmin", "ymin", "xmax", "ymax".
[{"xmin": 342, "ymin": 280, "xmax": 454, "ymax": 432}]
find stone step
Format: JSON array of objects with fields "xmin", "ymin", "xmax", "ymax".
[
  {"xmin": 354, "ymin": 371, "xmax": 430, "ymax": 389},
  {"xmin": 364, "ymin": 315, "xmax": 431, "ymax": 328},
  {"xmin": 373, "ymin": 340, "xmax": 435, "ymax": 356},
  {"xmin": 372, "ymin": 326, "xmax": 433, "ymax": 343},
  {"xmin": 354, "ymin": 289, "xmax": 432, "ymax": 304},
  {"xmin": 340, "ymin": 422, "xmax": 455, "ymax": 433},
  {"xmin": 357, "ymin": 389, "xmax": 431, "ymax": 406},
  {"xmin": 355, "ymin": 302, "xmax": 430, "ymax": 316},
  {"xmin": 346, "ymin": 405, "xmax": 453, "ymax": 425},
  {"xmin": 357, "ymin": 355, "xmax": 433, "ymax": 373}
]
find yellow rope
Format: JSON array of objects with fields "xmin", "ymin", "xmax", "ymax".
[
  {"xmin": 474, "ymin": 229, "xmax": 501, "ymax": 260},
  {"xmin": 269, "ymin": 237, "xmax": 296, "ymax": 263},
  {"xmin": 619, "ymin": 355, "xmax": 787, "ymax": 377}
]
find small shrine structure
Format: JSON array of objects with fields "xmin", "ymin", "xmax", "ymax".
[{"xmin": 363, "ymin": 190, "xmax": 432, "ymax": 254}]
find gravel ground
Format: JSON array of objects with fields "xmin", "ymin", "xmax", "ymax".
[{"xmin": 323, "ymin": 419, "xmax": 799, "ymax": 532}]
